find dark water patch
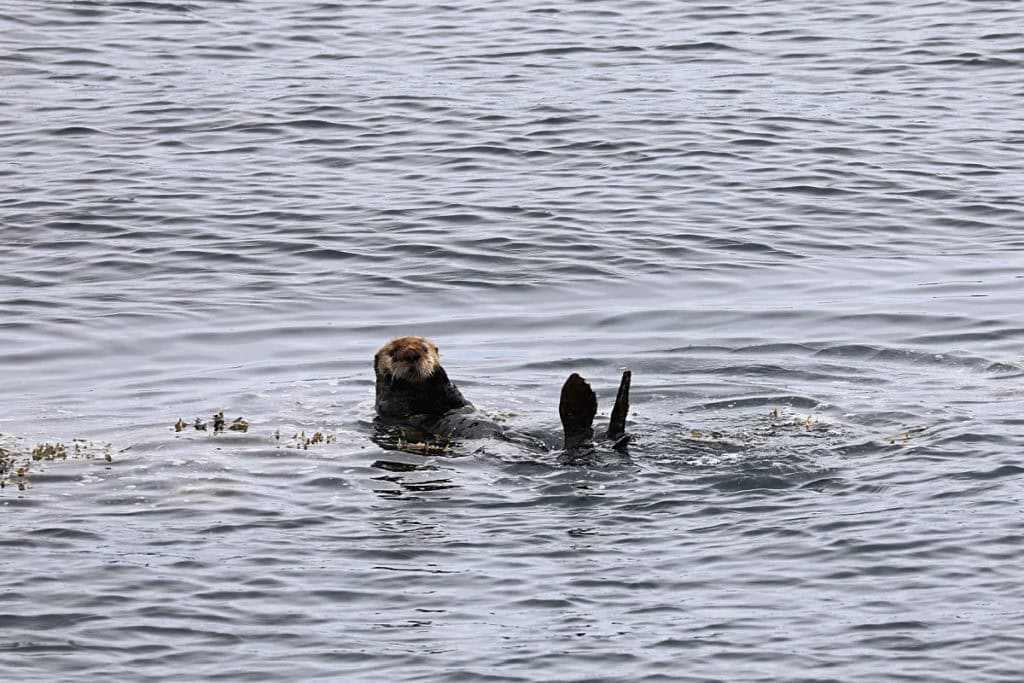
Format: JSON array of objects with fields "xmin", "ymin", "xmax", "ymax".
[
  {"xmin": 952, "ymin": 463, "xmax": 1024, "ymax": 481},
  {"xmin": 45, "ymin": 126, "xmax": 109, "ymax": 137},
  {"xmin": 278, "ymin": 118, "xmax": 365, "ymax": 132},
  {"xmin": 772, "ymin": 184, "xmax": 859, "ymax": 197},
  {"xmin": 800, "ymin": 476, "xmax": 847, "ymax": 492},
  {"xmin": 21, "ymin": 526, "xmax": 104, "ymax": 542}
]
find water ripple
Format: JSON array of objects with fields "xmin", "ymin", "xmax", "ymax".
[{"xmin": 2, "ymin": 1, "xmax": 1023, "ymax": 681}]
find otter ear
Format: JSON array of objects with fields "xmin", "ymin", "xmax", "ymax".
[{"xmin": 373, "ymin": 351, "xmax": 382, "ymax": 378}]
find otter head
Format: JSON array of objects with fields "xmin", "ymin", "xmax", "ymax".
[{"xmin": 374, "ymin": 336, "xmax": 441, "ymax": 383}]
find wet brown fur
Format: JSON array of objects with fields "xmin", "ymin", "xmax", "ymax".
[
  {"xmin": 374, "ymin": 336, "xmax": 441, "ymax": 383},
  {"xmin": 373, "ymin": 336, "xmax": 474, "ymax": 423}
]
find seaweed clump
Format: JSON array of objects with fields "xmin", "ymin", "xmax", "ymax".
[
  {"xmin": 282, "ymin": 430, "xmax": 336, "ymax": 450},
  {"xmin": 1, "ymin": 439, "xmax": 113, "ymax": 492},
  {"xmin": 174, "ymin": 412, "xmax": 249, "ymax": 434},
  {"xmin": 0, "ymin": 445, "xmax": 27, "ymax": 490}
]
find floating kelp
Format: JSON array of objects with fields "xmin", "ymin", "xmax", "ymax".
[
  {"xmin": 284, "ymin": 430, "xmax": 337, "ymax": 450},
  {"xmin": 890, "ymin": 426, "xmax": 926, "ymax": 445},
  {"xmin": 0, "ymin": 445, "xmax": 27, "ymax": 490},
  {"xmin": 393, "ymin": 437, "xmax": 454, "ymax": 456},
  {"xmin": 173, "ymin": 413, "xmax": 249, "ymax": 434},
  {"xmin": 172, "ymin": 417, "xmax": 342, "ymax": 449},
  {"xmin": 765, "ymin": 407, "xmax": 924, "ymax": 445},
  {"xmin": 370, "ymin": 421, "xmax": 458, "ymax": 456},
  {"xmin": 31, "ymin": 441, "xmax": 67, "ymax": 460},
  {"xmin": 1, "ymin": 437, "xmax": 114, "ymax": 492},
  {"xmin": 750, "ymin": 407, "xmax": 833, "ymax": 437}
]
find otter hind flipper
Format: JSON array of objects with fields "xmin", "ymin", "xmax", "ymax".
[
  {"xmin": 607, "ymin": 370, "xmax": 631, "ymax": 443},
  {"xmin": 560, "ymin": 373, "xmax": 597, "ymax": 451}
]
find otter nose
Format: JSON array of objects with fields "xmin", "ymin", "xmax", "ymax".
[{"xmin": 398, "ymin": 349, "xmax": 420, "ymax": 363}]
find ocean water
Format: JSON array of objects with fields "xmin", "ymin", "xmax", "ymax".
[{"xmin": 1, "ymin": 1, "xmax": 1022, "ymax": 681}]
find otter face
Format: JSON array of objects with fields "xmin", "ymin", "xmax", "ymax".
[{"xmin": 375, "ymin": 336, "xmax": 441, "ymax": 382}]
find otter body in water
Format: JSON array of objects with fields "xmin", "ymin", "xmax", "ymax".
[{"xmin": 373, "ymin": 336, "xmax": 630, "ymax": 451}]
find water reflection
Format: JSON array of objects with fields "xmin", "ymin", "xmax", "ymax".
[{"xmin": 370, "ymin": 457, "xmax": 457, "ymax": 497}]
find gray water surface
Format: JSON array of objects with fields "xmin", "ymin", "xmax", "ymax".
[{"xmin": 1, "ymin": 1, "xmax": 1022, "ymax": 681}]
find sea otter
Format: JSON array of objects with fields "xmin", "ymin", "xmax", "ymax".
[{"xmin": 373, "ymin": 335, "xmax": 630, "ymax": 451}]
